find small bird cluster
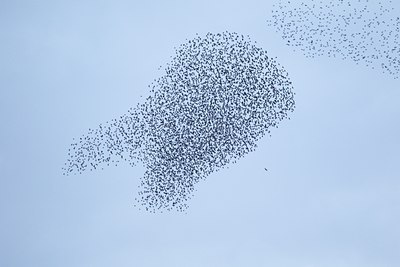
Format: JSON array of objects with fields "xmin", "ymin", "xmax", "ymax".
[
  {"xmin": 267, "ymin": 0, "xmax": 400, "ymax": 78},
  {"xmin": 63, "ymin": 32, "xmax": 296, "ymax": 212}
]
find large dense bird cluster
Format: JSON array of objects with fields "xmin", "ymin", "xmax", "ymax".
[
  {"xmin": 268, "ymin": 0, "xmax": 400, "ymax": 78},
  {"xmin": 63, "ymin": 32, "xmax": 296, "ymax": 212}
]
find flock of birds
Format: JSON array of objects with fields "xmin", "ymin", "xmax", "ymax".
[
  {"xmin": 267, "ymin": 0, "xmax": 400, "ymax": 78},
  {"xmin": 63, "ymin": 32, "xmax": 296, "ymax": 212},
  {"xmin": 64, "ymin": 0, "xmax": 399, "ymax": 212}
]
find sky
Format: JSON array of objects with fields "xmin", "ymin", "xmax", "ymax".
[{"xmin": 0, "ymin": 0, "xmax": 399, "ymax": 266}]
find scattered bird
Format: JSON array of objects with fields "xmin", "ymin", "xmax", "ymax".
[
  {"xmin": 267, "ymin": 0, "xmax": 400, "ymax": 78},
  {"xmin": 62, "ymin": 32, "xmax": 296, "ymax": 212}
]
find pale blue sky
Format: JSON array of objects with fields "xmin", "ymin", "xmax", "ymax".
[{"xmin": 1, "ymin": 0, "xmax": 399, "ymax": 266}]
